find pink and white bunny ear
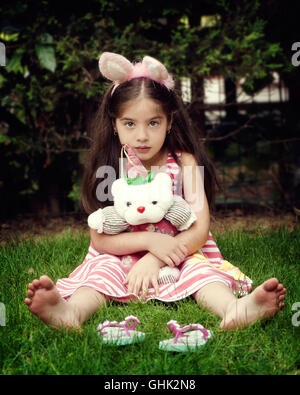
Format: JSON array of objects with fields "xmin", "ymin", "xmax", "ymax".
[
  {"xmin": 142, "ymin": 56, "xmax": 168, "ymax": 80},
  {"xmin": 99, "ymin": 52, "xmax": 133, "ymax": 84},
  {"xmin": 142, "ymin": 56, "xmax": 175, "ymax": 89},
  {"xmin": 99, "ymin": 52, "xmax": 175, "ymax": 91}
]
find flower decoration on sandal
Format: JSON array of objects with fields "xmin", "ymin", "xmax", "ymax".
[
  {"xmin": 159, "ymin": 320, "xmax": 212, "ymax": 352},
  {"xmin": 97, "ymin": 315, "xmax": 145, "ymax": 345}
]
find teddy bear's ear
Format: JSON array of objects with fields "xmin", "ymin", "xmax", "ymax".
[
  {"xmin": 111, "ymin": 178, "xmax": 128, "ymax": 198},
  {"xmin": 153, "ymin": 172, "xmax": 172, "ymax": 188},
  {"xmin": 151, "ymin": 173, "xmax": 173, "ymax": 201}
]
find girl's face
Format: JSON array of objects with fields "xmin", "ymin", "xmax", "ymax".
[{"xmin": 115, "ymin": 97, "xmax": 172, "ymax": 169}]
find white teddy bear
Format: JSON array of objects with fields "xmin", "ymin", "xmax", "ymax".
[{"xmin": 88, "ymin": 172, "xmax": 197, "ymax": 285}]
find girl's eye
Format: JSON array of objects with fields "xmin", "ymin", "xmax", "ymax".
[
  {"xmin": 149, "ymin": 120, "xmax": 159, "ymax": 127},
  {"xmin": 126, "ymin": 202, "xmax": 132, "ymax": 207},
  {"xmin": 125, "ymin": 122, "xmax": 135, "ymax": 128}
]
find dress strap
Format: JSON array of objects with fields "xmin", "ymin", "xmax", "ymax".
[{"xmin": 165, "ymin": 150, "xmax": 182, "ymax": 196}]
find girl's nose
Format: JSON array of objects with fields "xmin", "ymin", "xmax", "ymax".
[
  {"xmin": 136, "ymin": 126, "xmax": 148, "ymax": 141},
  {"xmin": 137, "ymin": 206, "xmax": 145, "ymax": 213}
]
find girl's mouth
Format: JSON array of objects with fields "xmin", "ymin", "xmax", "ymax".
[{"xmin": 135, "ymin": 147, "xmax": 151, "ymax": 153}]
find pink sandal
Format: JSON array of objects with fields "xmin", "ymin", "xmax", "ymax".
[
  {"xmin": 97, "ymin": 315, "xmax": 145, "ymax": 345},
  {"xmin": 159, "ymin": 320, "xmax": 212, "ymax": 352}
]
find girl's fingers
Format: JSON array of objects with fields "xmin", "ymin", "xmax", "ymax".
[
  {"xmin": 170, "ymin": 253, "xmax": 180, "ymax": 266},
  {"xmin": 122, "ymin": 262, "xmax": 160, "ymax": 297},
  {"xmin": 178, "ymin": 246, "xmax": 188, "ymax": 259},
  {"xmin": 181, "ymin": 245, "xmax": 188, "ymax": 255},
  {"xmin": 164, "ymin": 256, "xmax": 175, "ymax": 267},
  {"xmin": 133, "ymin": 278, "xmax": 143, "ymax": 296},
  {"xmin": 151, "ymin": 276, "xmax": 159, "ymax": 296},
  {"xmin": 125, "ymin": 275, "xmax": 135, "ymax": 293},
  {"xmin": 141, "ymin": 279, "xmax": 149, "ymax": 298},
  {"xmin": 129, "ymin": 278, "xmax": 137, "ymax": 294},
  {"xmin": 170, "ymin": 248, "xmax": 186, "ymax": 266}
]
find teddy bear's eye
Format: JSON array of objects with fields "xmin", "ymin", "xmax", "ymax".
[
  {"xmin": 152, "ymin": 201, "xmax": 158, "ymax": 205},
  {"xmin": 126, "ymin": 202, "xmax": 132, "ymax": 207}
]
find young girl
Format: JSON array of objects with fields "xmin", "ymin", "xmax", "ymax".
[{"xmin": 24, "ymin": 53, "xmax": 286, "ymax": 330}]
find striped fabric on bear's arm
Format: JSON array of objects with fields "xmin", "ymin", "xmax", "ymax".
[
  {"xmin": 164, "ymin": 195, "xmax": 192, "ymax": 228},
  {"xmin": 102, "ymin": 206, "xmax": 130, "ymax": 234}
]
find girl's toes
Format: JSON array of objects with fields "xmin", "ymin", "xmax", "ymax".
[
  {"xmin": 32, "ymin": 279, "xmax": 41, "ymax": 289},
  {"xmin": 27, "ymin": 289, "xmax": 34, "ymax": 297},
  {"xmin": 39, "ymin": 275, "xmax": 54, "ymax": 289},
  {"xmin": 24, "ymin": 298, "xmax": 32, "ymax": 306},
  {"xmin": 264, "ymin": 278, "xmax": 279, "ymax": 292},
  {"xmin": 278, "ymin": 294, "xmax": 285, "ymax": 310}
]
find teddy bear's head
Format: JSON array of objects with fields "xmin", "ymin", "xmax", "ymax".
[{"xmin": 111, "ymin": 172, "xmax": 174, "ymax": 225}]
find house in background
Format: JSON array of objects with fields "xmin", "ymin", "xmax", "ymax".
[{"xmin": 180, "ymin": 72, "xmax": 290, "ymax": 208}]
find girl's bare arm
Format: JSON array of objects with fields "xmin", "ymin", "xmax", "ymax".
[
  {"xmin": 90, "ymin": 228, "xmax": 185, "ymax": 267},
  {"xmin": 90, "ymin": 228, "xmax": 150, "ymax": 255},
  {"xmin": 173, "ymin": 152, "xmax": 210, "ymax": 255}
]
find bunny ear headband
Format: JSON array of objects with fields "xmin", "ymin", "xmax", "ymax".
[{"xmin": 99, "ymin": 52, "xmax": 175, "ymax": 94}]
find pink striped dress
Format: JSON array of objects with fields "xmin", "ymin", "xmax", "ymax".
[{"xmin": 56, "ymin": 151, "xmax": 252, "ymax": 302}]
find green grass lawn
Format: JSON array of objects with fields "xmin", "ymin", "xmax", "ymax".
[{"xmin": 0, "ymin": 226, "xmax": 299, "ymax": 375}]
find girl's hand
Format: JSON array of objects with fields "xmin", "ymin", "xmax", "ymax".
[
  {"xmin": 146, "ymin": 233, "xmax": 188, "ymax": 267},
  {"xmin": 123, "ymin": 253, "xmax": 162, "ymax": 297}
]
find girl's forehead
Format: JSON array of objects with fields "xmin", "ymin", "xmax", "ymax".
[{"xmin": 118, "ymin": 97, "xmax": 165, "ymax": 118}]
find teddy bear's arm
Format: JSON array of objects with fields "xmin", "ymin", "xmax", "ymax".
[
  {"xmin": 164, "ymin": 195, "xmax": 197, "ymax": 231},
  {"xmin": 102, "ymin": 206, "xmax": 130, "ymax": 234}
]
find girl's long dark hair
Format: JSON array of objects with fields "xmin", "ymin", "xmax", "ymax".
[{"xmin": 81, "ymin": 77, "xmax": 219, "ymax": 214}]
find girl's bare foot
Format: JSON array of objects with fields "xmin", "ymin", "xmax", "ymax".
[
  {"xmin": 220, "ymin": 278, "xmax": 286, "ymax": 330},
  {"xmin": 24, "ymin": 275, "xmax": 80, "ymax": 330}
]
